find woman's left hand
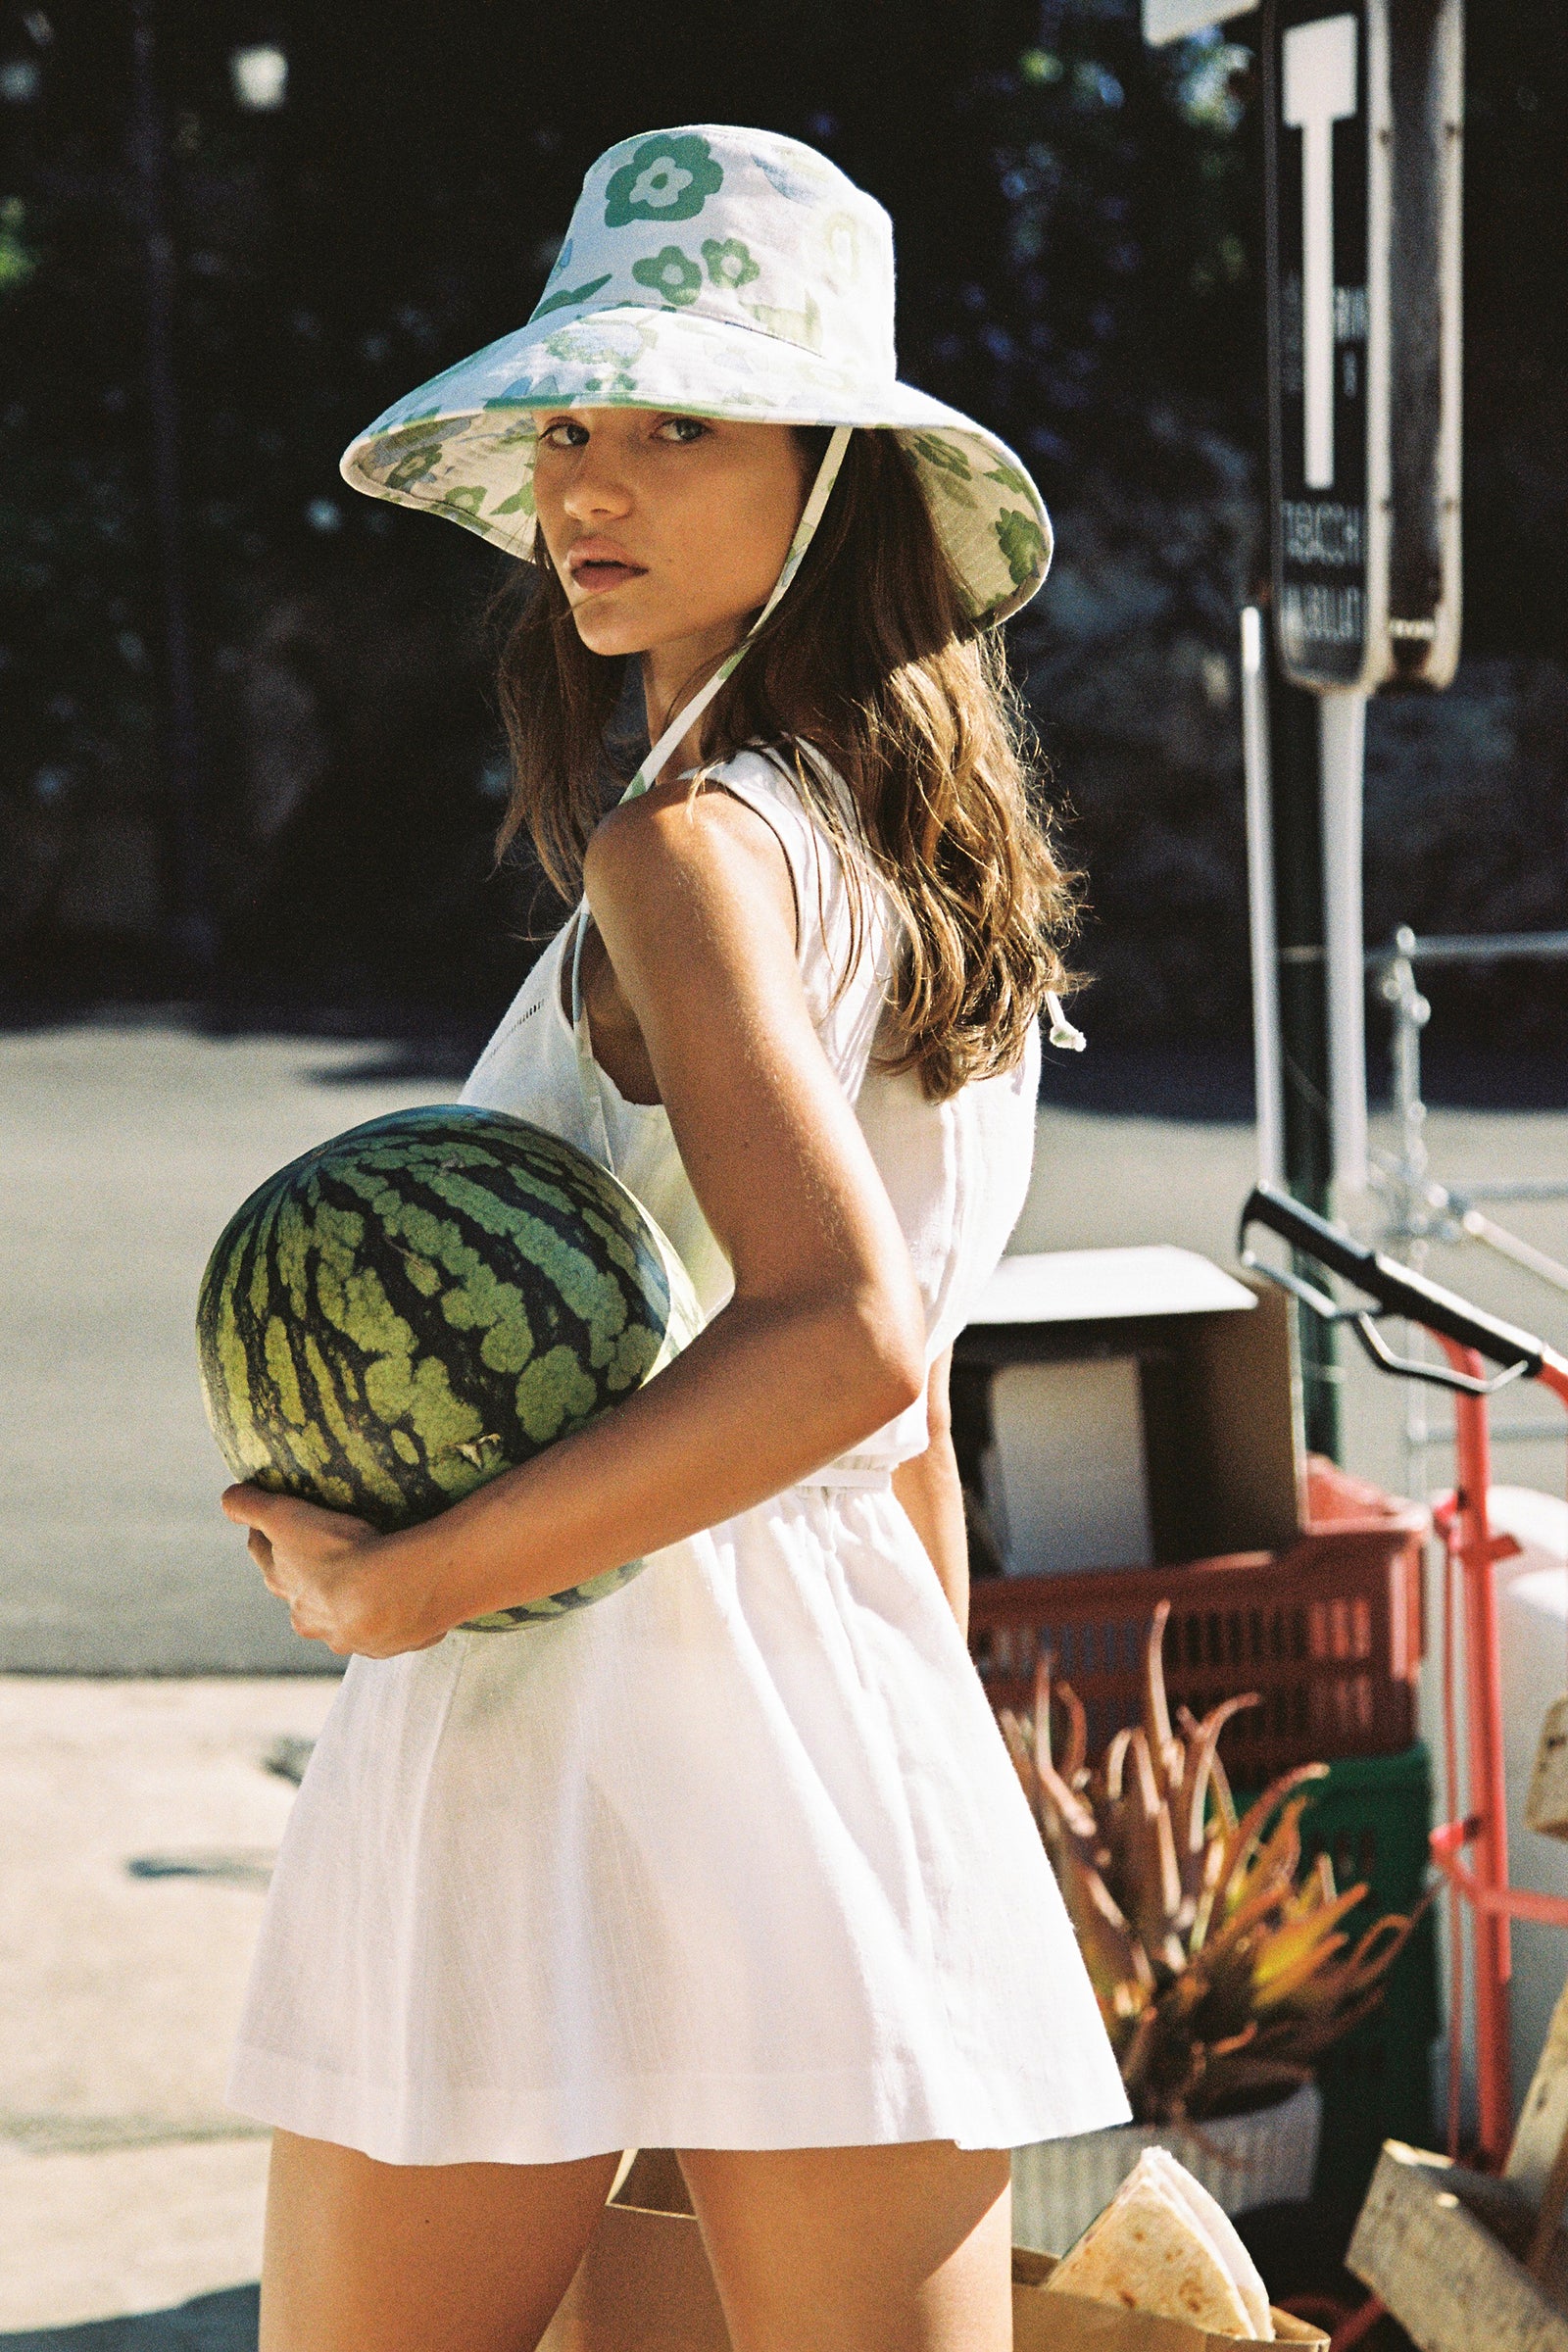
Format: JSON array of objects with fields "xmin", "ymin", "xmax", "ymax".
[{"xmin": 220, "ymin": 1486, "xmax": 445, "ymax": 1658}]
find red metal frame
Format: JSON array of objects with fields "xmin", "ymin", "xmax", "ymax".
[
  {"xmin": 1425, "ymin": 1337, "xmax": 1568, "ymax": 2169},
  {"xmin": 1316, "ymin": 1338, "xmax": 1568, "ymax": 2350}
]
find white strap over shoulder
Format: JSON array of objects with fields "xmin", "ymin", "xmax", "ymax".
[
  {"xmin": 569, "ymin": 428, "xmax": 853, "ymax": 1162},
  {"xmin": 621, "ymin": 427, "xmax": 853, "ymax": 808}
]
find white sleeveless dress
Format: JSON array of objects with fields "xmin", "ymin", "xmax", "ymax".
[{"xmin": 226, "ymin": 749, "xmax": 1129, "ymax": 2164}]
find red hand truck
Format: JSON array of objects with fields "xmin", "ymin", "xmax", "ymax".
[{"xmin": 1242, "ymin": 1184, "xmax": 1568, "ymax": 2175}]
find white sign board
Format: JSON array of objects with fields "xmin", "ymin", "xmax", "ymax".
[
  {"xmin": 1265, "ymin": 0, "xmax": 1463, "ymax": 692},
  {"xmin": 1143, "ymin": 0, "xmax": 1259, "ymax": 39},
  {"xmin": 1284, "ymin": 13, "xmax": 1359, "ymax": 493}
]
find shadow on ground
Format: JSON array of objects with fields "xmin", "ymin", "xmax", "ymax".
[{"xmin": 0, "ymin": 2287, "xmax": 258, "ymax": 2351}]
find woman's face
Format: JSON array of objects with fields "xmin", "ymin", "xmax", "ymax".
[{"xmin": 531, "ymin": 409, "xmax": 811, "ymax": 667}]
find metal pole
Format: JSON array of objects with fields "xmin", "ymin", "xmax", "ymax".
[
  {"xmin": 1268, "ymin": 646, "xmax": 1343, "ymax": 1460},
  {"xmin": 1242, "ymin": 609, "xmax": 1285, "ymax": 1190},
  {"xmin": 1253, "ymin": 0, "xmax": 1341, "ymax": 1460},
  {"xmin": 128, "ymin": 0, "xmax": 214, "ymax": 972},
  {"xmin": 1321, "ymin": 685, "xmax": 1369, "ymax": 1193},
  {"xmin": 1377, "ymin": 930, "xmax": 1434, "ymax": 1499},
  {"xmin": 1441, "ymin": 1353, "xmax": 1512, "ymax": 2166}
]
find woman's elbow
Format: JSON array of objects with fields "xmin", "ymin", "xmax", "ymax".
[{"xmin": 846, "ymin": 1292, "xmax": 926, "ymax": 1426}]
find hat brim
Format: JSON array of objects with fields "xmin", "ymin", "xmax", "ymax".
[{"xmin": 339, "ymin": 306, "xmax": 1052, "ymax": 625}]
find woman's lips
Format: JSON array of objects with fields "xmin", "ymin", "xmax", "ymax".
[{"xmin": 567, "ymin": 555, "xmax": 647, "ymax": 596}]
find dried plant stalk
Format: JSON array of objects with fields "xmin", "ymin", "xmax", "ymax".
[{"xmin": 1003, "ymin": 1600, "xmax": 1430, "ymax": 2123}]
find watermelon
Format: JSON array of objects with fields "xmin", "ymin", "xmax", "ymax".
[{"xmin": 196, "ymin": 1104, "xmax": 702, "ymax": 1630}]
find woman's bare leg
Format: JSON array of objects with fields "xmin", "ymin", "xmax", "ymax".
[
  {"xmin": 259, "ymin": 2128, "xmax": 620, "ymax": 2352},
  {"xmin": 677, "ymin": 2140, "xmax": 1012, "ymax": 2352}
]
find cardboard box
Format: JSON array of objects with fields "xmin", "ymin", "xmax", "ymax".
[
  {"xmin": 955, "ymin": 1260, "xmax": 1303, "ymax": 1570},
  {"xmin": 538, "ymin": 2157, "xmax": 1326, "ymax": 2351}
]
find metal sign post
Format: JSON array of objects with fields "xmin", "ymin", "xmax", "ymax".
[
  {"xmin": 1264, "ymin": 0, "xmax": 1463, "ymax": 1206},
  {"xmin": 1148, "ymin": 0, "xmax": 1462, "ymax": 1454},
  {"xmin": 1270, "ymin": 5, "xmax": 1374, "ymax": 690}
]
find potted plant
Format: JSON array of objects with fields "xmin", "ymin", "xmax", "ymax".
[{"xmin": 1003, "ymin": 1600, "xmax": 1428, "ymax": 2255}]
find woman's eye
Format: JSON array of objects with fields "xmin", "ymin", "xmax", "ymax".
[
  {"xmin": 539, "ymin": 419, "xmax": 587, "ymax": 449},
  {"xmin": 658, "ymin": 416, "xmax": 710, "ymax": 444}
]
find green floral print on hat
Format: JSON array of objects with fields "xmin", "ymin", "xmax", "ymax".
[
  {"xmin": 543, "ymin": 318, "xmax": 657, "ymax": 368},
  {"xmin": 702, "ymin": 236, "xmax": 760, "ymax": 290},
  {"xmin": 996, "ymin": 508, "xmax": 1049, "ymax": 590},
  {"xmin": 604, "ymin": 133, "xmax": 723, "ymax": 227},
  {"xmin": 908, "ymin": 432, "xmax": 972, "ymax": 482},
  {"xmin": 631, "ymin": 246, "xmax": 704, "ymax": 307},
  {"xmin": 342, "ymin": 126, "xmax": 1055, "ymax": 626}
]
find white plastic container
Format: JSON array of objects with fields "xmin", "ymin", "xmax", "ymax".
[{"xmin": 1011, "ymin": 2079, "xmax": 1323, "ymax": 2255}]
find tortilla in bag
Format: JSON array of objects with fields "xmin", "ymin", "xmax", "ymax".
[{"xmin": 1046, "ymin": 2149, "xmax": 1273, "ymax": 2339}]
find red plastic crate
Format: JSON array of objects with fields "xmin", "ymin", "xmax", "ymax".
[{"xmin": 967, "ymin": 1458, "xmax": 1428, "ymax": 1779}]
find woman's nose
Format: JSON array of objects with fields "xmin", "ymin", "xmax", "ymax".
[{"xmin": 561, "ymin": 461, "xmax": 634, "ymax": 522}]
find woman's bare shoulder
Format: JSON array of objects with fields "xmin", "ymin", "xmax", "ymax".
[
  {"xmin": 583, "ymin": 760, "xmax": 798, "ymax": 937},
  {"xmin": 580, "ymin": 766, "xmax": 799, "ymax": 959}
]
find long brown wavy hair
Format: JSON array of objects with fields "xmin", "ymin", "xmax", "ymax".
[{"xmin": 493, "ymin": 426, "xmax": 1078, "ymax": 1102}]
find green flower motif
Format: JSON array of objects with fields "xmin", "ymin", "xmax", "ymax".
[
  {"xmin": 984, "ymin": 456, "xmax": 1035, "ymax": 498},
  {"xmin": 604, "ymin": 134, "xmax": 723, "ymax": 227},
  {"xmin": 544, "ymin": 320, "xmax": 654, "ymax": 367},
  {"xmin": 434, "ymin": 485, "xmax": 492, "ymax": 534},
  {"xmin": 819, "ymin": 211, "xmax": 861, "ymax": 282},
  {"xmin": 741, "ymin": 291, "xmax": 822, "ymax": 351},
  {"xmin": 491, "ymin": 473, "xmax": 536, "ymax": 519},
  {"xmin": 908, "ymin": 432, "xmax": 972, "ymax": 482},
  {"xmin": 702, "ymin": 236, "xmax": 760, "ymax": 291},
  {"xmin": 380, "ymin": 433, "xmax": 448, "ymax": 493},
  {"xmin": 631, "ymin": 245, "xmax": 703, "ymax": 308},
  {"xmin": 996, "ymin": 508, "xmax": 1048, "ymax": 590}
]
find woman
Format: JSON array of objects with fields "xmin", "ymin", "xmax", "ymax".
[{"xmin": 224, "ymin": 126, "xmax": 1128, "ymax": 2351}]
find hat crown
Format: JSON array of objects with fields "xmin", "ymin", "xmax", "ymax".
[{"xmin": 529, "ymin": 125, "xmax": 897, "ymax": 388}]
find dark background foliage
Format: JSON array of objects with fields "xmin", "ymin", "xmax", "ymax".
[{"xmin": 1, "ymin": 0, "xmax": 1563, "ymax": 1054}]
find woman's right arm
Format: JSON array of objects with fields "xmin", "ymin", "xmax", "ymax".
[{"xmin": 225, "ymin": 781, "xmax": 929, "ymax": 1656}]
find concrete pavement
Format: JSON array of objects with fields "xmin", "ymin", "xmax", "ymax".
[
  {"xmin": 0, "ymin": 1678, "xmax": 336, "ymax": 2333},
  {"xmin": 5, "ymin": 1019, "xmax": 1566, "ymax": 1682},
  {"xmin": 0, "ymin": 1024, "xmax": 443, "ymax": 1674}
]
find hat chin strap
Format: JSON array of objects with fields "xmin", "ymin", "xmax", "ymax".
[
  {"xmin": 618, "ymin": 424, "xmax": 853, "ymax": 806},
  {"xmin": 604, "ymin": 417, "xmax": 1086, "ymax": 1056}
]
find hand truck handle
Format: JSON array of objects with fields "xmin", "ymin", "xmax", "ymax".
[{"xmin": 1239, "ymin": 1182, "xmax": 1545, "ymax": 1389}]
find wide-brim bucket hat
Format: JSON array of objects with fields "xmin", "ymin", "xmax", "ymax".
[{"xmin": 340, "ymin": 123, "xmax": 1053, "ymax": 627}]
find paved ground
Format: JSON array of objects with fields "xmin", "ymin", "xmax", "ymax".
[
  {"xmin": 0, "ymin": 1678, "xmax": 335, "ymax": 2334},
  {"xmin": 2, "ymin": 1017, "xmax": 1566, "ymax": 2338},
  {"xmin": 0, "ymin": 1024, "xmax": 442, "ymax": 1675}
]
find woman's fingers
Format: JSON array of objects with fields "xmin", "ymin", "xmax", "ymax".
[
  {"xmin": 220, "ymin": 1482, "xmax": 270, "ymax": 1527},
  {"xmin": 221, "ymin": 1482, "xmax": 363, "ymax": 1536},
  {"xmin": 219, "ymin": 1480, "xmax": 425, "ymax": 1656}
]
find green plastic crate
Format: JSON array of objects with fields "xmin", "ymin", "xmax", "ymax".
[{"xmin": 1235, "ymin": 1741, "xmax": 1438, "ymax": 2207}]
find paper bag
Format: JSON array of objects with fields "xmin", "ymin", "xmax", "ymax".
[{"xmin": 538, "ymin": 2155, "xmax": 1325, "ymax": 2351}]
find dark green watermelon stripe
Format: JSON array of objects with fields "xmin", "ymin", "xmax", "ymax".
[
  {"xmin": 196, "ymin": 1107, "xmax": 695, "ymax": 1550},
  {"xmin": 216, "ymin": 1168, "xmax": 658, "ymax": 1526}
]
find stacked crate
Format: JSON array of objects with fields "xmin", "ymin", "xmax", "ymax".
[{"xmin": 956, "ymin": 1254, "xmax": 1438, "ymax": 2207}]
